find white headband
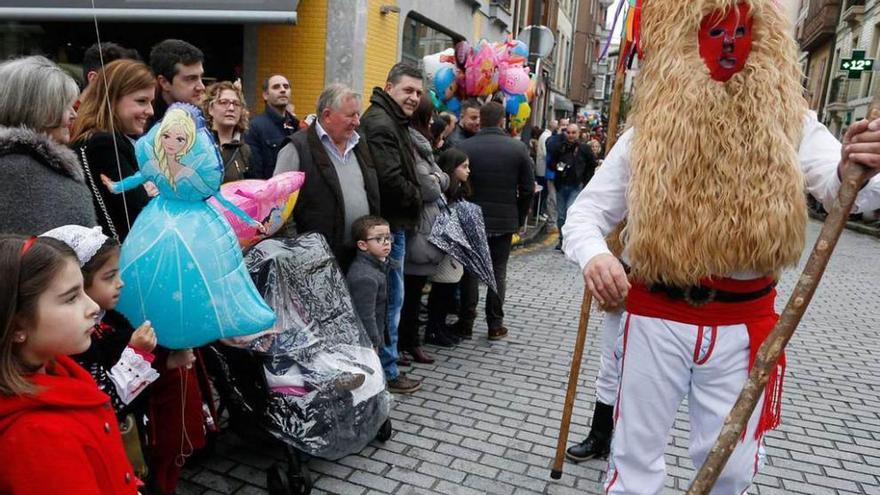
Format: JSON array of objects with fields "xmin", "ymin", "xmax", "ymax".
[{"xmin": 41, "ymin": 225, "xmax": 110, "ymax": 267}]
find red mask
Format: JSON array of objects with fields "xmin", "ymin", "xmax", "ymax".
[{"xmin": 698, "ymin": 3, "xmax": 753, "ymax": 82}]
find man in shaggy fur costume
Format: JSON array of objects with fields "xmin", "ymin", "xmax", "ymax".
[{"xmin": 562, "ymin": 0, "xmax": 880, "ymax": 493}]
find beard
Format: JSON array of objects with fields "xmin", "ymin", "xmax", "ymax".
[{"xmin": 623, "ymin": 0, "xmax": 809, "ymax": 286}]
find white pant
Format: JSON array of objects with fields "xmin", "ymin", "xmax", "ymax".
[
  {"xmin": 596, "ymin": 310, "xmax": 623, "ymax": 406},
  {"xmin": 605, "ymin": 314, "xmax": 765, "ymax": 495}
]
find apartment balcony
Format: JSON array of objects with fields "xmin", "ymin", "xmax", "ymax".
[
  {"xmin": 488, "ymin": 0, "xmax": 513, "ymax": 29},
  {"xmin": 827, "ymin": 75, "xmax": 850, "ymax": 111},
  {"xmin": 797, "ymin": 0, "xmax": 841, "ymax": 52},
  {"xmin": 842, "ymin": 0, "xmax": 866, "ymax": 24}
]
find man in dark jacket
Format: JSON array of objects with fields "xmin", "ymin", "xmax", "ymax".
[
  {"xmin": 548, "ymin": 123, "xmax": 598, "ymax": 249},
  {"xmin": 274, "ymin": 83, "xmax": 379, "ymax": 270},
  {"xmin": 246, "ymin": 74, "xmax": 300, "ymax": 179},
  {"xmin": 148, "ymin": 39, "xmax": 205, "ymax": 126},
  {"xmin": 356, "ymin": 63, "xmax": 425, "ymax": 394},
  {"xmin": 446, "ymin": 98, "xmax": 481, "ymax": 148},
  {"xmin": 456, "ymin": 101, "xmax": 535, "ymax": 341}
]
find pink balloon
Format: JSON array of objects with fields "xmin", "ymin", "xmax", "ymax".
[
  {"xmin": 465, "ymin": 42, "xmax": 499, "ymax": 96},
  {"xmin": 499, "ymin": 65, "xmax": 530, "ymax": 95},
  {"xmin": 209, "ymin": 171, "xmax": 305, "ymax": 248}
]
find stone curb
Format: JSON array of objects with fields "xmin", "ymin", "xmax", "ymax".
[{"xmin": 808, "ymin": 211, "xmax": 880, "ymax": 238}]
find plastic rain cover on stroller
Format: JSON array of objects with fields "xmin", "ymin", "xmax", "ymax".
[{"xmin": 241, "ymin": 234, "xmax": 391, "ymax": 460}]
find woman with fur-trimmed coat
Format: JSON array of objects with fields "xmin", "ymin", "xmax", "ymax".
[
  {"xmin": 0, "ymin": 56, "xmax": 97, "ymax": 235},
  {"xmin": 0, "ymin": 126, "xmax": 97, "ymax": 235}
]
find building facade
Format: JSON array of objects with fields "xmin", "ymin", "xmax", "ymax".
[
  {"xmin": 569, "ymin": 0, "xmax": 612, "ymax": 114},
  {"xmin": 819, "ymin": 0, "xmax": 880, "ymax": 138},
  {"xmin": 796, "ymin": 0, "xmax": 842, "ymax": 122},
  {"xmin": 0, "ymin": 0, "xmax": 516, "ymax": 118}
]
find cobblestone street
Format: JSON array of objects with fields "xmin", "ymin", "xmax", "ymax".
[{"xmin": 183, "ymin": 220, "xmax": 880, "ymax": 495}]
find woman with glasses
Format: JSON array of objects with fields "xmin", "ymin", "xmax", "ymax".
[{"xmin": 201, "ymin": 81, "xmax": 252, "ymax": 182}]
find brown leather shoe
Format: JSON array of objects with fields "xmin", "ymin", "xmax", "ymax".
[
  {"xmin": 396, "ymin": 355, "xmax": 412, "ymax": 367},
  {"xmin": 387, "ymin": 373, "xmax": 422, "ymax": 394},
  {"xmin": 401, "ymin": 346, "xmax": 435, "ymax": 364},
  {"xmin": 488, "ymin": 326, "xmax": 508, "ymax": 341}
]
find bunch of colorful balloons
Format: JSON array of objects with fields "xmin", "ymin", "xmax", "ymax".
[
  {"xmin": 580, "ymin": 110, "xmax": 602, "ymax": 129},
  {"xmin": 423, "ymin": 37, "xmax": 538, "ymax": 134}
]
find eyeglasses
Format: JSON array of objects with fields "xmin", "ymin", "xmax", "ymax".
[
  {"xmin": 365, "ymin": 235, "xmax": 392, "ymax": 244},
  {"xmin": 215, "ymin": 99, "xmax": 243, "ymax": 108}
]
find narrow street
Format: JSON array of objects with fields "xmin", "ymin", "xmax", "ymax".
[{"xmin": 184, "ymin": 220, "xmax": 880, "ymax": 495}]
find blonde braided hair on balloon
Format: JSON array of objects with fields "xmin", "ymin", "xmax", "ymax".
[{"xmin": 153, "ymin": 108, "xmax": 196, "ymax": 190}]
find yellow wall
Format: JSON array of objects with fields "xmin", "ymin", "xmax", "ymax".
[
  {"xmin": 362, "ymin": 0, "xmax": 400, "ymax": 106},
  {"xmin": 472, "ymin": 10, "xmax": 481, "ymax": 40},
  {"xmin": 255, "ymin": 0, "xmax": 328, "ymax": 116}
]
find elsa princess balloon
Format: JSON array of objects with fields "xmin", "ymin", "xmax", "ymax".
[{"xmin": 104, "ymin": 103, "xmax": 275, "ymax": 349}]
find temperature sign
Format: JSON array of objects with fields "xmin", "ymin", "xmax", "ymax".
[{"xmin": 841, "ymin": 50, "xmax": 875, "ymax": 79}]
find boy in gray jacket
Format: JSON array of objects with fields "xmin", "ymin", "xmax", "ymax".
[{"xmin": 346, "ymin": 215, "xmax": 392, "ymax": 350}]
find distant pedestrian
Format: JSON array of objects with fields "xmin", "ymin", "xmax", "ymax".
[
  {"xmin": 446, "ymin": 98, "xmax": 480, "ymax": 148},
  {"xmin": 202, "ymin": 81, "xmax": 252, "ymax": 182},
  {"xmin": 455, "ymin": 101, "xmax": 534, "ymax": 340},
  {"xmin": 80, "ymin": 41, "xmax": 140, "ymax": 94},
  {"xmin": 550, "ymin": 123, "xmax": 597, "ymax": 250},
  {"xmin": 246, "ymin": 74, "xmax": 299, "ymax": 179}
]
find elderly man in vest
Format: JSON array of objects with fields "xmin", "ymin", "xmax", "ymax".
[{"xmin": 274, "ymin": 83, "xmax": 380, "ymax": 269}]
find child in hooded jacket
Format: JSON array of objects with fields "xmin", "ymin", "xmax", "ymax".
[{"xmin": 0, "ymin": 234, "xmax": 138, "ymax": 494}]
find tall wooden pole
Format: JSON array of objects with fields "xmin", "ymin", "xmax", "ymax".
[{"xmin": 604, "ymin": 65, "xmax": 627, "ymax": 154}]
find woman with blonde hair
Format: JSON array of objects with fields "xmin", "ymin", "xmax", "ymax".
[
  {"xmin": 0, "ymin": 55, "xmax": 96, "ymax": 235},
  {"xmin": 201, "ymin": 80, "xmax": 252, "ymax": 182},
  {"xmin": 71, "ymin": 58, "xmax": 156, "ymax": 241}
]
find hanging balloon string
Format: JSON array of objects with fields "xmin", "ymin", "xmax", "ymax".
[
  {"xmin": 89, "ymin": 0, "xmax": 150, "ymax": 321},
  {"xmin": 88, "ymin": 5, "xmax": 196, "ymax": 462},
  {"xmin": 89, "ymin": 0, "xmax": 133, "ymax": 236}
]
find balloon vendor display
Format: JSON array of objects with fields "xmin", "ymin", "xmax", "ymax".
[
  {"xmin": 209, "ymin": 171, "xmax": 306, "ymax": 249},
  {"xmin": 423, "ymin": 37, "xmax": 537, "ymax": 133},
  {"xmin": 106, "ymin": 103, "xmax": 276, "ymax": 349}
]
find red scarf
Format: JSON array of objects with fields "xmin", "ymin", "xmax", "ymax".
[{"xmin": 626, "ymin": 276, "xmax": 784, "ymax": 439}]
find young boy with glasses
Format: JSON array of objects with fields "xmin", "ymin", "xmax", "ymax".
[
  {"xmin": 347, "ymin": 215, "xmax": 422, "ymax": 393},
  {"xmin": 346, "ymin": 215, "xmax": 393, "ymax": 351}
]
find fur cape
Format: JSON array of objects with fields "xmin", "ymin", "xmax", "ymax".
[
  {"xmin": 624, "ymin": 0, "xmax": 809, "ymax": 286},
  {"xmin": 0, "ymin": 125, "xmax": 97, "ymax": 235}
]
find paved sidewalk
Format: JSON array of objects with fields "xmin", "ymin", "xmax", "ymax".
[{"xmin": 183, "ymin": 220, "xmax": 880, "ymax": 494}]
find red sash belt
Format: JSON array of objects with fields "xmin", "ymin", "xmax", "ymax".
[{"xmin": 626, "ymin": 276, "xmax": 784, "ymax": 439}]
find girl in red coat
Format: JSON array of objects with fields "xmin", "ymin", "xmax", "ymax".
[{"xmin": 0, "ymin": 234, "xmax": 138, "ymax": 494}]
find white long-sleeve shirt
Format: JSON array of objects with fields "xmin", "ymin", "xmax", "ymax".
[{"xmin": 563, "ymin": 113, "xmax": 880, "ymax": 271}]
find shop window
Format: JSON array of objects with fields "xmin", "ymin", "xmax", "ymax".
[{"xmin": 401, "ymin": 13, "xmax": 461, "ymax": 67}]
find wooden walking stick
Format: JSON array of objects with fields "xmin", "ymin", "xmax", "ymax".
[
  {"xmin": 550, "ymin": 47, "xmax": 629, "ymax": 480},
  {"xmin": 550, "ymin": 290, "xmax": 593, "ymax": 479},
  {"xmin": 687, "ymin": 106, "xmax": 878, "ymax": 494}
]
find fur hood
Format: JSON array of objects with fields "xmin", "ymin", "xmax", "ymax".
[{"xmin": 0, "ymin": 126, "xmax": 84, "ymax": 183}]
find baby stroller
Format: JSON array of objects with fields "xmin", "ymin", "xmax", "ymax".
[{"xmin": 205, "ymin": 234, "xmax": 393, "ymax": 495}]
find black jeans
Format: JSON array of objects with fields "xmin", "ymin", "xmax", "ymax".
[
  {"xmin": 459, "ymin": 233, "xmax": 513, "ymax": 331},
  {"xmin": 427, "ymin": 282, "xmax": 457, "ymax": 330},
  {"xmin": 398, "ymin": 274, "xmax": 428, "ymax": 350}
]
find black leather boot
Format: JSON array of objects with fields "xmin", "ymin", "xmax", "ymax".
[{"xmin": 566, "ymin": 401, "xmax": 614, "ymax": 462}]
